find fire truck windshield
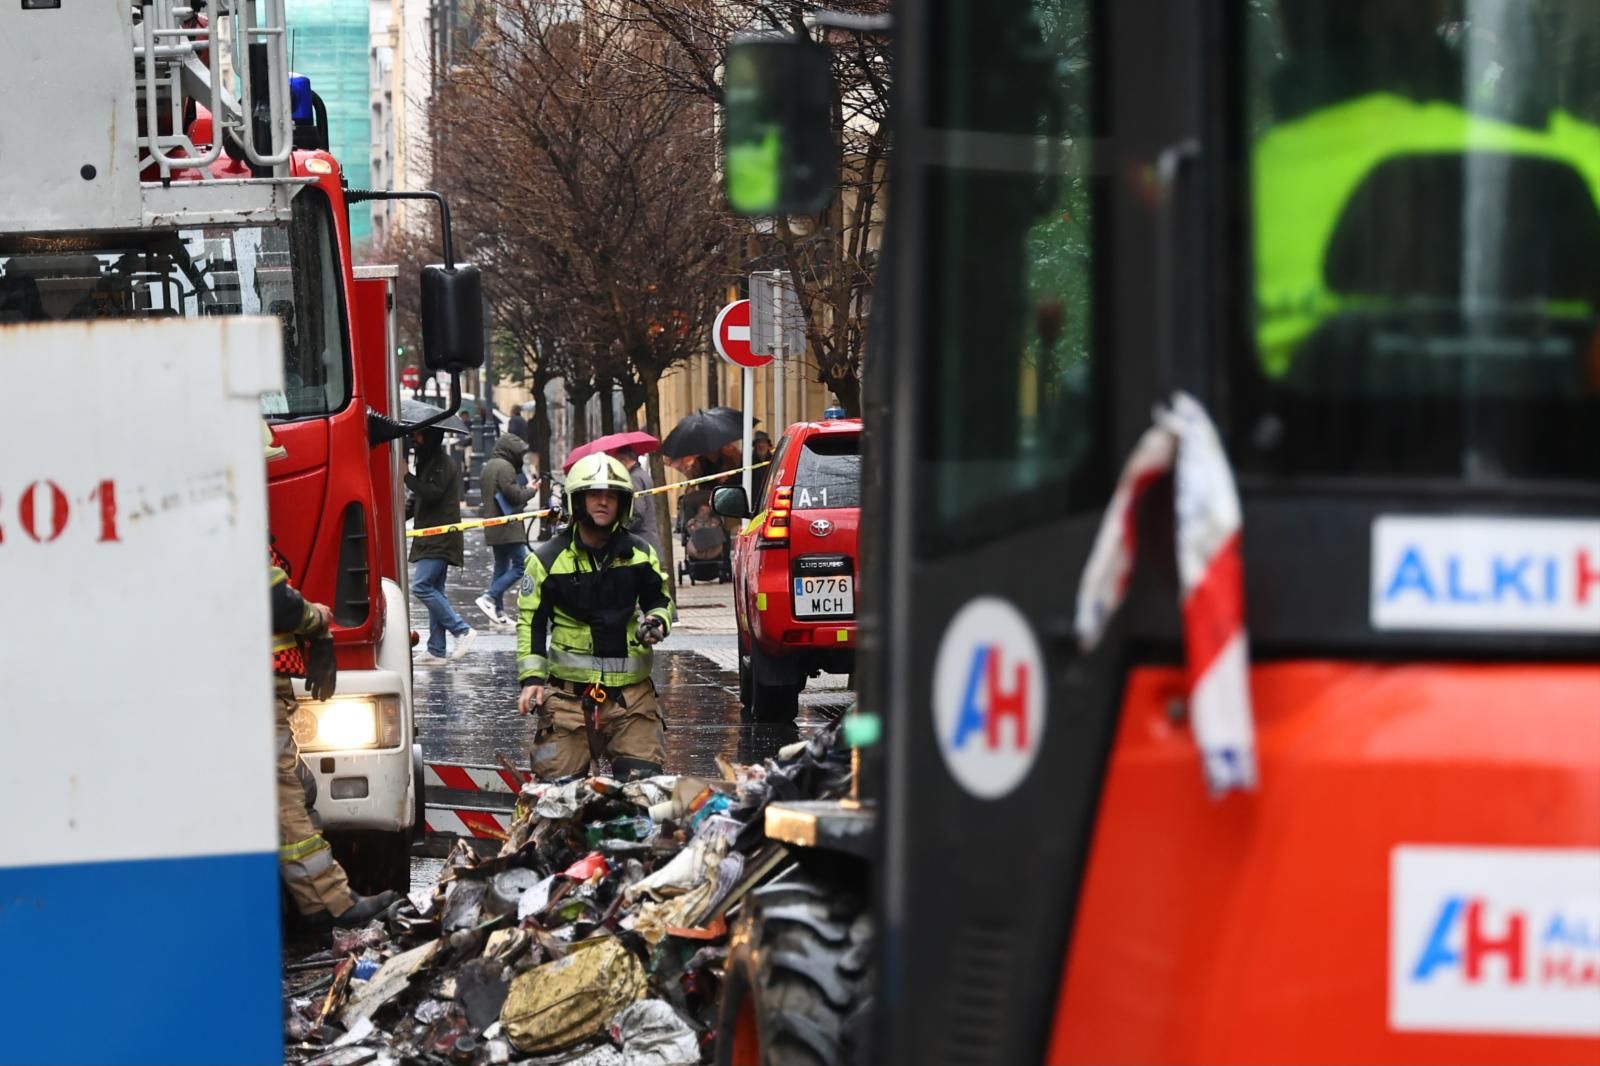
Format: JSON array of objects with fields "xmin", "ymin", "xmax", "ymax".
[{"xmin": 0, "ymin": 188, "xmax": 349, "ymax": 420}]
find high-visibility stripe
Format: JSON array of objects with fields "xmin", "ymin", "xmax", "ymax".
[
  {"xmin": 550, "ymin": 648, "xmax": 651, "ymax": 675},
  {"xmin": 518, "ymin": 654, "xmax": 547, "ymax": 678},
  {"xmin": 279, "ymin": 834, "xmax": 330, "ymax": 863}
]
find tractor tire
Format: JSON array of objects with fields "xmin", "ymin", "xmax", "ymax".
[{"xmin": 715, "ymin": 880, "xmax": 873, "ymax": 1066}]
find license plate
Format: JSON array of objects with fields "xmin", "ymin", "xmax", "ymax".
[{"xmin": 793, "ymin": 575, "xmax": 854, "ymax": 618}]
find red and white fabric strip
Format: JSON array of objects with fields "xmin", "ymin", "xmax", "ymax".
[
  {"xmin": 1075, "ymin": 422, "xmax": 1177, "ymax": 649},
  {"xmin": 1075, "ymin": 392, "xmax": 1258, "ymax": 795}
]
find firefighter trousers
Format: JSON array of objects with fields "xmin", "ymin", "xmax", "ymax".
[
  {"xmin": 276, "ymin": 685, "xmax": 356, "ymax": 917},
  {"xmin": 531, "ymin": 678, "xmax": 666, "ymax": 780}
]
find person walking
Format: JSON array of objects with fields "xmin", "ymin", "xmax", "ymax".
[
  {"xmin": 265, "ymin": 425, "xmax": 398, "ymax": 932},
  {"xmin": 475, "ymin": 431, "xmax": 536, "ymax": 627},
  {"xmin": 515, "ymin": 454, "xmax": 674, "ymax": 780},
  {"xmin": 506, "ymin": 404, "xmax": 528, "ymax": 445},
  {"xmin": 518, "ymin": 401, "xmax": 538, "ymax": 448},
  {"xmin": 615, "ymin": 446, "xmax": 660, "ymax": 554},
  {"xmin": 750, "ymin": 430, "xmax": 775, "ymax": 504},
  {"xmin": 408, "ymin": 427, "xmax": 476, "ymax": 665}
]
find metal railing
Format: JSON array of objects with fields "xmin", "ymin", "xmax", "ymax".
[{"xmin": 134, "ymin": 0, "xmax": 292, "ymax": 181}]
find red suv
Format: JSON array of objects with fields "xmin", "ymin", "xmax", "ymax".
[{"xmin": 714, "ymin": 418, "xmax": 861, "ymax": 721}]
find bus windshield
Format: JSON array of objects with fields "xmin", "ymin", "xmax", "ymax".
[
  {"xmin": 0, "ymin": 188, "xmax": 349, "ymax": 419},
  {"xmin": 1241, "ymin": 0, "xmax": 1600, "ymax": 484}
]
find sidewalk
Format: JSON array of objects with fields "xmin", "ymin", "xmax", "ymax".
[{"xmin": 670, "ymin": 579, "xmax": 738, "ymax": 635}]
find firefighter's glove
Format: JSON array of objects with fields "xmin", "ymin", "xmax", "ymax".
[
  {"xmin": 637, "ymin": 616, "xmax": 666, "ymax": 646},
  {"xmin": 306, "ymin": 636, "xmax": 338, "ymax": 702}
]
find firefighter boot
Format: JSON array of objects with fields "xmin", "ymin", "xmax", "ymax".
[{"xmin": 335, "ymin": 890, "xmax": 402, "ymax": 925}]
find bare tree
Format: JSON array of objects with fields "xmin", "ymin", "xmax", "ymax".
[
  {"xmin": 626, "ymin": 0, "xmax": 891, "ymax": 414},
  {"xmin": 428, "ymin": 0, "xmax": 736, "ymax": 565}
]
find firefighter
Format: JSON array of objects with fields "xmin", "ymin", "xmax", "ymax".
[
  {"xmin": 515, "ymin": 453, "xmax": 674, "ymax": 779},
  {"xmin": 266, "ymin": 425, "xmax": 398, "ymax": 930}
]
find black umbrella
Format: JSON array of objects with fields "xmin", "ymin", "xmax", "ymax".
[
  {"xmin": 401, "ymin": 397, "xmax": 469, "ymax": 435},
  {"xmin": 659, "ymin": 407, "xmax": 750, "ymax": 460}
]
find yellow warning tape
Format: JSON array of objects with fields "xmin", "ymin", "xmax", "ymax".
[{"xmin": 405, "ymin": 461, "xmax": 772, "ymax": 539}]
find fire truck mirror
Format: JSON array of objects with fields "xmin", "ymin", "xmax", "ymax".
[
  {"xmin": 722, "ymin": 34, "xmax": 835, "ymax": 217},
  {"xmin": 420, "ymin": 264, "xmax": 485, "ymax": 372}
]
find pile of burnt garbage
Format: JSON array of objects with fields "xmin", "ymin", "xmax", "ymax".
[{"xmin": 284, "ymin": 721, "xmax": 853, "ymax": 1066}]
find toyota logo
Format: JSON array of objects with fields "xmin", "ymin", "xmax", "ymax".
[{"xmin": 810, "ymin": 519, "xmax": 834, "ymax": 537}]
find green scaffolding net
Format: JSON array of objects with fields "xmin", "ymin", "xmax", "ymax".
[{"xmin": 286, "ymin": 0, "xmax": 372, "ymax": 244}]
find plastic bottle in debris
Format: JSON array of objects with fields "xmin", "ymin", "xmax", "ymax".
[
  {"xmin": 646, "ymin": 777, "xmax": 726, "ymax": 823},
  {"xmin": 584, "ymin": 815, "xmax": 655, "ymax": 847}
]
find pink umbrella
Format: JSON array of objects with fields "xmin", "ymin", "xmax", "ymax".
[{"xmin": 562, "ymin": 430, "xmax": 660, "ymax": 472}]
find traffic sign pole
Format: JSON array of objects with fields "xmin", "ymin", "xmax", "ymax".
[
  {"xmin": 772, "ymin": 282, "xmax": 786, "ymax": 437},
  {"xmin": 712, "ymin": 299, "xmax": 764, "ymax": 501},
  {"xmin": 743, "ymin": 369, "xmax": 753, "ymax": 500}
]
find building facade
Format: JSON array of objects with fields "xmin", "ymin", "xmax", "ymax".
[{"xmin": 368, "ymin": 0, "xmax": 396, "ymax": 247}]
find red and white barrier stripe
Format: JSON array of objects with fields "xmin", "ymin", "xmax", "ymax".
[
  {"xmin": 424, "ymin": 805, "xmax": 513, "ymax": 840},
  {"xmin": 1076, "ymin": 392, "xmax": 1257, "ymax": 795},
  {"xmin": 424, "ymin": 763, "xmax": 525, "ymax": 795}
]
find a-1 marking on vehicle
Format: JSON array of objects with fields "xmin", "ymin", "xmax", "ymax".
[{"xmin": 1371, "ymin": 516, "xmax": 1600, "ymax": 633}]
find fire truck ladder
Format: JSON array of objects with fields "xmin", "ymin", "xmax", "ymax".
[{"xmin": 133, "ymin": 0, "xmax": 306, "ymax": 227}]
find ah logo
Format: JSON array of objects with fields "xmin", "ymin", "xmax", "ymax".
[
  {"xmin": 932, "ymin": 598, "xmax": 1045, "ymax": 799},
  {"xmin": 1390, "ymin": 846, "xmax": 1600, "ymax": 1036},
  {"xmin": 1412, "ymin": 897, "xmax": 1527, "ymax": 984},
  {"xmin": 949, "ymin": 645, "xmax": 1031, "ymax": 752}
]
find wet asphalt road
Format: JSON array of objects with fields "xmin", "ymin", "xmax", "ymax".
[{"xmin": 406, "ymin": 534, "xmax": 852, "ymax": 780}]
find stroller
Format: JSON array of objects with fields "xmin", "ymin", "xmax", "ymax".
[{"xmin": 677, "ymin": 492, "xmax": 732, "ymax": 584}]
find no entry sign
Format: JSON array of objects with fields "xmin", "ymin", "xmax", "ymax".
[{"xmin": 713, "ymin": 299, "xmax": 771, "ymax": 369}]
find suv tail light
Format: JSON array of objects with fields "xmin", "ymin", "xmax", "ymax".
[{"xmin": 759, "ymin": 486, "xmax": 792, "ymax": 548}]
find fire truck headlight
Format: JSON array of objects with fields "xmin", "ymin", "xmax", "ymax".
[
  {"xmin": 313, "ymin": 699, "xmax": 378, "ymax": 750},
  {"xmin": 294, "ymin": 696, "xmax": 405, "ymax": 752}
]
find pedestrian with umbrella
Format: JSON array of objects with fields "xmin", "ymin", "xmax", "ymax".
[
  {"xmin": 660, "ymin": 407, "xmax": 756, "ymax": 526},
  {"xmin": 658, "ymin": 406, "xmax": 746, "ymax": 466}
]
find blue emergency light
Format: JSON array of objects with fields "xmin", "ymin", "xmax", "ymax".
[
  {"xmin": 289, "ymin": 74, "xmax": 314, "ymax": 124},
  {"xmin": 823, "ymin": 406, "xmax": 846, "ymax": 420}
]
